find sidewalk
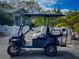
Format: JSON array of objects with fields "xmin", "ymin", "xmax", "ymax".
[
  {"xmin": 71, "ymin": 39, "xmax": 79, "ymax": 49},
  {"xmin": 67, "ymin": 39, "xmax": 79, "ymax": 49}
]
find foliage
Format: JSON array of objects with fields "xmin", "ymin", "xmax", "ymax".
[
  {"xmin": 66, "ymin": 11, "xmax": 79, "ymax": 32},
  {"xmin": 32, "ymin": 17, "xmax": 44, "ymax": 26},
  {"xmin": 55, "ymin": 11, "xmax": 79, "ymax": 32},
  {"xmin": 55, "ymin": 23, "xmax": 68, "ymax": 27},
  {"xmin": 0, "ymin": 14, "xmax": 13, "ymax": 26},
  {"xmin": 0, "ymin": 2, "xmax": 13, "ymax": 26},
  {"xmin": 0, "ymin": 2, "xmax": 12, "ymax": 9},
  {"xmin": 73, "ymin": 23, "xmax": 79, "ymax": 32}
]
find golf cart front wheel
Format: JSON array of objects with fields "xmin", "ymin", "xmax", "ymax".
[
  {"xmin": 45, "ymin": 45, "xmax": 57, "ymax": 56},
  {"xmin": 7, "ymin": 45, "xmax": 20, "ymax": 57}
]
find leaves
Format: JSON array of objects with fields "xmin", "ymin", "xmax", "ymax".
[
  {"xmin": 32, "ymin": 17, "xmax": 44, "ymax": 26},
  {"xmin": 0, "ymin": 2, "xmax": 12, "ymax": 9},
  {"xmin": 73, "ymin": 23, "xmax": 79, "ymax": 32},
  {"xmin": 0, "ymin": 14, "xmax": 13, "ymax": 26}
]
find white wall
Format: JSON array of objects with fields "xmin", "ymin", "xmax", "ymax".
[
  {"xmin": 0, "ymin": 25, "xmax": 29, "ymax": 36},
  {"xmin": 0, "ymin": 25, "xmax": 19, "ymax": 35}
]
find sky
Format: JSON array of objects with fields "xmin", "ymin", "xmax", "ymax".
[
  {"xmin": 36, "ymin": 0, "xmax": 79, "ymax": 10},
  {"xmin": 0, "ymin": 0, "xmax": 79, "ymax": 10}
]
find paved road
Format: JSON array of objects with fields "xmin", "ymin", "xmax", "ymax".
[{"xmin": 0, "ymin": 35, "xmax": 79, "ymax": 59}]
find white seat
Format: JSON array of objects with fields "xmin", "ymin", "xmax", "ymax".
[{"xmin": 32, "ymin": 26, "xmax": 47, "ymax": 39}]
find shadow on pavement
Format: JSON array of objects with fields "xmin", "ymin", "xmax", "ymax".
[
  {"xmin": 0, "ymin": 32, "xmax": 9, "ymax": 38},
  {"xmin": 10, "ymin": 49, "xmax": 79, "ymax": 59}
]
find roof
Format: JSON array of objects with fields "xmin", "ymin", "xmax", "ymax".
[{"xmin": 21, "ymin": 13, "xmax": 65, "ymax": 17}]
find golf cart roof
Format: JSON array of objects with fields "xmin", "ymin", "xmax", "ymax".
[{"xmin": 21, "ymin": 13, "xmax": 65, "ymax": 17}]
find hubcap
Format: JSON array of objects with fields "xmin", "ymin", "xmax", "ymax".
[
  {"xmin": 47, "ymin": 46, "xmax": 54, "ymax": 53},
  {"xmin": 10, "ymin": 46, "xmax": 18, "ymax": 53}
]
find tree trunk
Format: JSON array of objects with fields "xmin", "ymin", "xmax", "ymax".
[
  {"xmin": 71, "ymin": 32, "xmax": 77, "ymax": 40},
  {"xmin": 68, "ymin": 28, "xmax": 72, "ymax": 44},
  {"xmin": 70, "ymin": 25, "xmax": 77, "ymax": 40}
]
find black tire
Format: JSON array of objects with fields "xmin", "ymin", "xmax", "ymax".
[
  {"xmin": 45, "ymin": 45, "xmax": 57, "ymax": 56},
  {"xmin": 7, "ymin": 45, "xmax": 20, "ymax": 57}
]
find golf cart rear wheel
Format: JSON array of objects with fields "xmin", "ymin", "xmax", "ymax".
[
  {"xmin": 45, "ymin": 45, "xmax": 57, "ymax": 56},
  {"xmin": 7, "ymin": 45, "xmax": 20, "ymax": 57}
]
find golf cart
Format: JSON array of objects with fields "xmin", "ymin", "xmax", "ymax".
[{"xmin": 7, "ymin": 14, "xmax": 65, "ymax": 57}]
